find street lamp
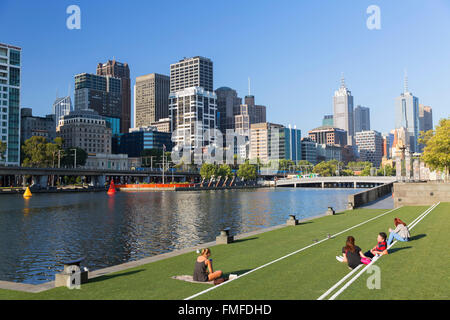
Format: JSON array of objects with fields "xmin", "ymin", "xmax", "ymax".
[{"xmin": 70, "ymin": 149, "xmax": 77, "ymax": 168}]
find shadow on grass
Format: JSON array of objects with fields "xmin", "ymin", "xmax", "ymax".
[
  {"xmin": 233, "ymin": 237, "xmax": 258, "ymax": 244},
  {"xmin": 88, "ymin": 269, "xmax": 145, "ymax": 284},
  {"xmin": 409, "ymin": 234, "xmax": 426, "ymax": 241},
  {"xmin": 388, "ymin": 246, "xmax": 412, "ymax": 254},
  {"xmin": 223, "ymin": 269, "xmax": 253, "ymax": 278}
]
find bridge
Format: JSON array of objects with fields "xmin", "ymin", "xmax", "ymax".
[{"xmin": 275, "ymin": 176, "xmax": 397, "ymax": 189}]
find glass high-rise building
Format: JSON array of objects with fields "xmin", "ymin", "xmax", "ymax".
[
  {"xmin": 97, "ymin": 60, "xmax": 131, "ymax": 134},
  {"xmin": 170, "ymin": 56, "xmax": 213, "ymax": 92},
  {"xmin": 395, "ymin": 77, "xmax": 419, "ymax": 153},
  {"xmin": 354, "ymin": 105, "xmax": 370, "ymax": 133},
  {"xmin": 53, "ymin": 96, "xmax": 72, "ymax": 129},
  {"xmin": 74, "ymin": 73, "xmax": 122, "ymax": 135},
  {"xmin": 333, "ymin": 76, "xmax": 354, "ymax": 145},
  {"xmin": 0, "ymin": 43, "xmax": 21, "ymax": 166}
]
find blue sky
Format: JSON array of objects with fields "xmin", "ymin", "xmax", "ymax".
[{"xmin": 1, "ymin": 0, "xmax": 449, "ymax": 134}]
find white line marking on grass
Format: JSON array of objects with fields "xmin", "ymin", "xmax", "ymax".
[
  {"xmin": 184, "ymin": 206, "xmax": 403, "ymax": 300},
  {"xmin": 324, "ymin": 202, "xmax": 440, "ymax": 301}
]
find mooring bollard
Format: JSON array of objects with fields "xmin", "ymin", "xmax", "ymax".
[
  {"xmin": 347, "ymin": 202, "xmax": 354, "ymax": 210},
  {"xmin": 326, "ymin": 207, "xmax": 335, "ymax": 216},
  {"xmin": 54, "ymin": 257, "xmax": 89, "ymax": 288},
  {"xmin": 286, "ymin": 214, "xmax": 299, "ymax": 226},
  {"xmin": 216, "ymin": 228, "xmax": 234, "ymax": 245}
]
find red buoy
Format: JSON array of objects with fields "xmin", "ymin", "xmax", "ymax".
[{"xmin": 107, "ymin": 180, "xmax": 116, "ymax": 195}]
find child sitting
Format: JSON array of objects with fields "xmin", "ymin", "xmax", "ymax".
[{"xmin": 364, "ymin": 232, "xmax": 388, "ymax": 258}]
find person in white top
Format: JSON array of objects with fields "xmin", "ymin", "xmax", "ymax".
[{"xmin": 387, "ymin": 218, "xmax": 411, "ymax": 246}]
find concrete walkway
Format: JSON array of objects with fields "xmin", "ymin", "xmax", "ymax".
[{"xmin": 360, "ymin": 193, "xmax": 394, "ymax": 209}]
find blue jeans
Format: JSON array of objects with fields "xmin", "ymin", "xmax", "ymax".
[{"xmin": 387, "ymin": 232, "xmax": 409, "ymax": 246}]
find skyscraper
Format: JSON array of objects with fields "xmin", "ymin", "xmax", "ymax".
[
  {"xmin": 170, "ymin": 56, "xmax": 213, "ymax": 92},
  {"xmin": 333, "ymin": 75, "xmax": 354, "ymax": 145},
  {"xmin": 169, "ymin": 56, "xmax": 217, "ymax": 154},
  {"xmin": 215, "ymin": 87, "xmax": 242, "ymax": 133},
  {"xmin": 96, "ymin": 60, "xmax": 131, "ymax": 134},
  {"xmin": 355, "ymin": 130, "xmax": 383, "ymax": 167},
  {"xmin": 418, "ymin": 104, "xmax": 433, "ymax": 132},
  {"xmin": 53, "ymin": 96, "xmax": 72, "ymax": 129},
  {"xmin": 322, "ymin": 115, "xmax": 334, "ymax": 127},
  {"xmin": 134, "ymin": 73, "xmax": 170, "ymax": 129},
  {"xmin": 74, "ymin": 73, "xmax": 122, "ymax": 135},
  {"xmin": 354, "ymin": 105, "xmax": 370, "ymax": 133},
  {"xmin": 395, "ymin": 74, "xmax": 419, "ymax": 152},
  {"xmin": 0, "ymin": 43, "xmax": 21, "ymax": 166}
]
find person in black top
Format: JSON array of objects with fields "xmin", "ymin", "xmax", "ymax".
[
  {"xmin": 193, "ymin": 248, "xmax": 223, "ymax": 282},
  {"xmin": 337, "ymin": 236, "xmax": 371, "ymax": 269}
]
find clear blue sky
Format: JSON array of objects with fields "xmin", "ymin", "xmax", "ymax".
[{"xmin": 1, "ymin": 0, "xmax": 449, "ymax": 134}]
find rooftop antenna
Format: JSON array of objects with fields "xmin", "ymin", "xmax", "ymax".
[
  {"xmin": 67, "ymin": 83, "xmax": 71, "ymax": 98},
  {"xmin": 404, "ymin": 69, "xmax": 409, "ymax": 93},
  {"xmin": 340, "ymin": 72, "xmax": 346, "ymax": 88},
  {"xmin": 248, "ymin": 77, "xmax": 251, "ymax": 96}
]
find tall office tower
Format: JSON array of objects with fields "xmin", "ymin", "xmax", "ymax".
[
  {"xmin": 354, "ymin": 105, "xmax": 370, "ymax": 133},
  {"xmin": 74, "ymin": 73, "xmax": 122, "ymax": 135},
  {"xmin": 301, "ymin": 137, "xmax": 318, "ymax": 165},
  {"xmin": 322, "ymin": 115, "xmax": 334, "ymax": 127},
  {"xmin": 0, "ymin": 43, "xmax": 21, "ymax": 166},
  {"xmin": 355, "ymin": 130, "xmax": 383, "ymax": 167},
  {"xmin": 333, "ymin": 76, "xmax": 354, "ymax": 145},
  {"xmin": 170, "ymin": 56, "xmax": 213, "ymax": 92},
  {"xmin": 97, "ymin": 60, "xmax": 131, "ymax": 134},
  {"xmin": 53, "ymin": 96, "xmax": 72, "ymax": 129},
  {"xmin": 215, "ymin": 87, "xmax": 242, "ymax": 133},
  {"xmin": 169, "ymin": 87, "xmax": 217, "ymax": 149},
  {"xmin": 134, "ymin": 73, "xmax": 170, "ymax": 129},
  {"xmin": 249, "ymin": 122, "xmax": 285, "ymax": 163},
  {"xmin": 418, "ymin": 104, "xmax": 433, "ymax": 132},
  {"xmin": 254, "ymin": 105, "xmax": 266, "ymax": 124},
  {"xmin": 395, "ymin": 74, "xmax": 419, "ymax": 153},
  {"xmin": 169, "ymin": 57, "xmax": 217, "ymax": 155}
]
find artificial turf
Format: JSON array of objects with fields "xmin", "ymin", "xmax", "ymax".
[{"xmin": 0, "ymin": 203, "xmax": 447, "ymax": 300}]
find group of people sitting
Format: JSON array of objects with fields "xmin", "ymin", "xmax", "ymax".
[
  {"xmin": 336, "ymin": 217, "xmax": 411, "ymax": 269},
  {"xmin": 192, "ymin": 217, "xmax": 412, "ymax": 283}
]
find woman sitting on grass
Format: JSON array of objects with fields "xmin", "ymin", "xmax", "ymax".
[
  {"xmin": 193, "ymin": 248, "xmax": 223, "ymax": 282},
  {"xmin": 387, "ymin": 218, "xmax": 410, "ymax": 246},
  {"xmin": 336, "ymin": 236, "xmax": 371, "ymax": 269}
]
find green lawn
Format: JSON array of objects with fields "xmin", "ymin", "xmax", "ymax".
[{"xmin": 0, "ymin": 203, "xmax": 448, "ymax": 300}]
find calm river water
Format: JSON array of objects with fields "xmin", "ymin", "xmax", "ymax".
[{"xmin": 0, "ymin": 188, "xmax": 363, "ymax": 284}]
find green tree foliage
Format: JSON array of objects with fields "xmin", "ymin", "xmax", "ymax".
[
  {"xmin": 0, "ymin": 141, "xmax": 6, "ymax": 162},
  {"xmin": 313, "ymin": 161, "xmax": 335, "ymax": 176},
  {"xmin": 61, "ymin": 147, "xmax": 88, "ymax": 167},
  {"xmin": 22, "ymin": 136, "xmax": 50, "ymax": 167},
  {"xmin": 237, "ymin": 161, "xmax": 257, "ymax": 181},
  {"xmin": 217, "ymin": 164, "xmax": 233, "ymax": 179},
  {"xmin": 376, "ymin": 164, "xmax": 396, "ymax": 176},
  {"xmin": 360, "ymin": 163, "xmax": 373, "ymax": 176},
  {"xmin": 200, "ymin": 163, "xmax": 218, "ymax": 180},
  {"xmin": 419, "ymin": 118, "xmax": 450, "ymax": 177},
  {"xmin": 279, "ymin": 159, "xmax": 295, "ymax": 171}
]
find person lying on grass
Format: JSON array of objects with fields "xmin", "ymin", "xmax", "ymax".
[
  {"xmin": 364, "ymin": 232, "xmax": 388, "ymax": 258},
  {"xmin": 193, "ymin": 248, "xmax": 224, "ymax": 283},
  {"xmin": 387, "ymin": 218, "xmax": 410, "ymax": 246},
  {"xmin": 336, "ymin": 236, "xmax": 372, "ymax": 270}
]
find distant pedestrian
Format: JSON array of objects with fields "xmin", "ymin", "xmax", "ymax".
[
  {"xmin": 336, "ymin": 236, "xmax": 371, "ymax": 270},
  {"xmin": 193, "ymin": 248, "xmax": 223, "ymax": 283},
  {"xmin": 387, "ymin": 218, "xmax": 410, "ymax": 246}
]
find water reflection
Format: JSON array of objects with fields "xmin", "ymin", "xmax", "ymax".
[{"xmin": 0, "ymin": 188, "xmax": 363, "ymax": 284}]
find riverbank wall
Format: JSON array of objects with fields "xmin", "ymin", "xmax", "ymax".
[
  {"xmin": 393, "ymin": 182, "xmax": 450, "ymax": 207},
  {"xmin": 348, "ymin": 182, "xmax": 394, "ymax": 209},
  {"xmin": 0, "ymin": 186, "xmax": 106, "ymax": 195}
]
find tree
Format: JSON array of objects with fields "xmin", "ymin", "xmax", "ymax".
[
  {"xmin": 296, "ymin": 160, "xmax": 314, "ymax": 174},
  {"xmin": 217, "ymin": 164, "xmax": 232, "ymax": 179},
  {"xmin": 360, "ymin": 163, "xmax": 373, "ymax": 176},
  {"xmin": 61, "ymin": 147, "xmax": 87, "ymax": 167},
  {"xmin": 237, "ymin": 161, "xmax": 257, "ymax": 181},
  {"xmin": 22, "ymin": 136, "xmax": 49, "ymax": 167},
  {"xmin": 313, "ymin": 161, "xmax": 335, "ymax": 177},
  {"xmin": 377, "ymin": 164, "xmax": 396, "ymax": 176},
  {"xmin": 0, "ymin": 141, "xmax": 6, "ymax": 163},
  {"xmin": 200, "ymin": 163, "xmax": 218, "ymax": 180},
  {"xmin": 419, "ymin": 118, "xmax": 450, "ymax": 179}
]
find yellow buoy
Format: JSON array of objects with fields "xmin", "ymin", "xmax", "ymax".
[{"xmin": 23, "ymin": 187, "xmax": 32, "ymax": 198}]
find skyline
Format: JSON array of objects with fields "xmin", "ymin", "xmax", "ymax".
[{"xmin": 1, "ymin": 0, "xmax": 449, "ymax": 135}]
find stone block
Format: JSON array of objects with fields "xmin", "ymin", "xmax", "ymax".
[
  {"xmin": 326, "ymin": 207, "xmax": 335, "ymax": 216},
  {"xmin": 286, "ymin": 215, "xmax": 299, "ymax": 226},
  {"xmin": 216, "ymin": 229, "xmax": 233, "ymax": 244}
]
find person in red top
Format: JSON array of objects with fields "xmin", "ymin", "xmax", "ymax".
[{"xmin": 364, "ymin": 232, "xmax": 388, "ymax": 258}]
